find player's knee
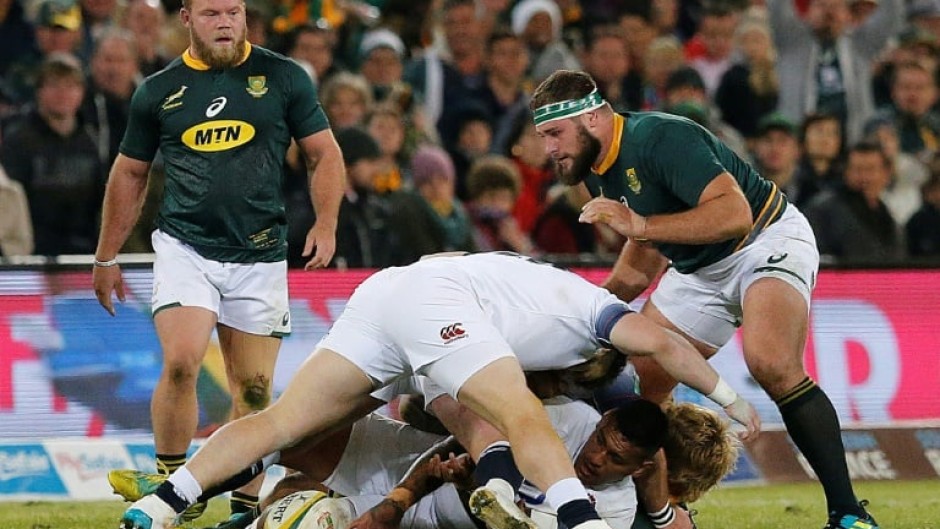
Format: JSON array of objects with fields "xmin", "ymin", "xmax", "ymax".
[
  {"xmin": 162, "ymin": 362, "xmax": 201, "ymax": 387},
  {"xmin": 235, "ymin": 375, "xmax": 272, "ymax": 411}
]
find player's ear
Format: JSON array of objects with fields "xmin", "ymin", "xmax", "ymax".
[{"xmin": 631, "ymin": 458, "xmax": 657, "ymax": 478}]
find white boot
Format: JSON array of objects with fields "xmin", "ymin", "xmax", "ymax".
[{"xmin": 469, "ymin": 478, "xmax": 537, "ymax": 529}]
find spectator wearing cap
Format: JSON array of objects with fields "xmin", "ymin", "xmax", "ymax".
[
  {"xmin": 753, "ymin": 113, "xmax": 803, "ymax": 203},
  {"xmin": 511, "ymin": 0, "xmax": 579, "ymax": 83},
  {"xmin": 715, "ymin": 17, "xmax": 780, "ymax": 139},
  {"xmin": 906, "ymin": 170, "xmax": 940, "ymax": 257},
  {"xmin": 863, "ymin": 114, "xmax": 930, "ymax": 225},
  {"xmin": 804, "ymin": 140, "xmax": 905, "ymax": 263},
  {"xmin": 0, "ymin": 53, "xmax": 105, "ymax": 256},
  {"xmin": 304, "ymin": 126, "xmax": 398, "ymax": 269},
  {"xmin": 359, "ymin": 27, "xmax": 407, "ymax": 102},
  {"xmin": 768, "ymin": 0, "xmax": 905, "ymax": 144},
  {"xmin": 387, "ymin": 145, "xmax": 475, "ymax": 264},
  {"xmin": 908, "ymin": 0, "xmax": 940, "ymax": 40},
  {"xmin": 662, "ymin": 66, "xmax": 752, "ymax": 161}
]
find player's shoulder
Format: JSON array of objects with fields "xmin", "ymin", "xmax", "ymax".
[
  {"xmin": 133, "ymin": 57, "xmax": 187, "ymax": 101},
  {"xmin": 248, "ymin": 45, "xmax": 306, "ymax": 73}
]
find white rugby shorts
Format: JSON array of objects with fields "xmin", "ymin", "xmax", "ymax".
[
  {"xmin": 151, "ymin": 229, "xmax": 290, "ymax": 336},
  {"xmin": 315, "ymin": 265, "xmax": 516, "ymax": 397},
  {"xmin": 650, "ymin": 205, "xmax": 819, "ymax": 349}
]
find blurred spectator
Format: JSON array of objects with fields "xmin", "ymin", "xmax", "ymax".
[
  {"xmin": 0, "ymin": 53, "xmax": 104, "ymax": 256},
  {"xmin": 882, "ymin": 60, "xmax": 940, "ymax": 163},
  {"xmin": 662, "ymin": 66, "xmax": 751, "ymax": 160},
  {"xmin": 872, "ymin": 27, "xmax": 939, "ymax": 109},
  {"xmin": 320, "ymin": 71, "xmax": 373, "ymax": 129},
  {"xmin": 792, "ymin": 112, "xmax": 845, "ymax": 209},
  {"xmin": 78, "ymin": 0, "xmax": 119, "ymax": 64},
  {"xmin": 753, "ymin": 113, "xmax": 802, "ymax": 200},
  {"xmin": 449, "ymin": 102, "xmax": 494, "ymax": 199},
  {"xmin": 652, "ymin": 0, "xmax": 681, "ymax": 38},
  {"xmin": 405, "ymin": 0, "xmax": 487, "ymax": 138},
  {"xmin": 358, "ymin": 27, "xmax": 407, "ymax": 101},
  {"xmin": 0, "ymin": 0, "xmax": 39, "ymax": 83},
  {"xmin": 804, "ymin": 141, "xmax": 904, "ymax": 263},
  {"xmin": 469, "ymin": 27, "xmax": 531, "ymax": 150},
  {"xmin": 365, "ymin": 103, "xmax": 407, "ymax": 193},
  {"xmin": 640, "ymin": 35, "xmax": 685, "ymax": 109},
  {"xmin": 581, "ymin": 24, "xmax": 643, "ymax": 112},
  {"xmin": 4, "ymin": 0, "xmax": 83, "ymax": 104},
  {"xmin": 684, "ymin": 3, "xmax": 740, "ymax": 97},
  {"xmin": 906, "ymin": 171, "xmax": 940, "ymax": 257},
  {"xmin": 769, "ymin": 0, "xmax": 904, "ymax": 144},
  {"xmin": 246, "ymin": 3, "xmax": 270, "ymax": 45},
  {"xmin": 715, "ymin": 17, "xmax": 779, "ymax": 139},
  {"xmin": 501, "ymin": 108, "xmax": 554, "ymax": 234},
  {"xmin": 531, "ymin": 183, "xmax": 596, "ymax": 255},
  {"xmin": 120, "ymin": 0, "xmax": 169, "ymax": 77},
  {"xmin": 511, "ymin": 0, "xmax": 580, "ymax": 83},
  {"xmin": 280, "ymin": 21, "xmax": 342, "ymax": 86},
  {"xmin": 618, "ymin": 0, "xmax": 658, "ymax": 85},
  {"xmin": 323, "ymin": 126, "xmax": 397, "ymax": 269},
  {"xmin": 908, "ymin": 0, "xmax": 940, "ymax": 40},
  {"xmin": 0, "ymin": 161, "xmax": 33, "ymax": 257},
  {"xmin": 864, "ymin": 115, "xmax": 930, "ymax": 225},
  {"xmin": 81, "ymin": 28, "xmax": 139, "ymax": 166},
  {"xmin": 465, "ymin": 154, "xmax": 537, "ymax": 255},
  {"xmin": 389, "ymin": 144, "xmax": 475, "ymax": 262}
]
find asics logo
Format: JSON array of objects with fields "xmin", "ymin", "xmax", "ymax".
[
  {"xmin": 206, "ymin": 96, "xmax": 227, "ymax": 117},
  {"xmin": 440, "ymin": 323, "xmax": 467, "ymax": 343},
  {"xmin": 767, "ymin": 252, "xmax": 788, "ymax": 264}
]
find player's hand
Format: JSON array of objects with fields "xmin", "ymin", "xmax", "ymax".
[
  {"xmin": 347, "ymin": 498, "xmax": 406, "ymax": 529},
  {"xmin": 93, "ymin": 264, "xmax": 125, "ymax": 316},
  {"xmin": 302, "ymin": 222, "xmax": 336, "ymax": 270},
  {"xmin": 433, "ymin": 453, "xmax": 475, "ymax": 490},
  {"xmin": 723, "ymin": 395, "xmax": 761, "ymax": 441},
  {"xmin": 578, "ymin": 197, "xmax": 648, "ymax": 240}
]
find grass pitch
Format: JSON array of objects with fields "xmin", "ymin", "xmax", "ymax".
[{"xmin": 1, "ymin": 480, "xmax": 937, "ymax": 529}]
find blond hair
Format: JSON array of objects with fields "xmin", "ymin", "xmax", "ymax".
[{"xmin": 663, "ymin": 402, "xmax": 739, "ymax": 503}]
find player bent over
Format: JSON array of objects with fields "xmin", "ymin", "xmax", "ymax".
[{"xmin": 117, "ymin": 252, "xmax": 759, "ymax": 529}]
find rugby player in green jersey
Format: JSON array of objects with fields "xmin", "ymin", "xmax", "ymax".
[
  {"xmin": 529, "ymin": 70, "xmax": 878, "ymax": 529},
  {"xmin": 92, "ymin": 0, "xmax": 345, "ymax": 525}
]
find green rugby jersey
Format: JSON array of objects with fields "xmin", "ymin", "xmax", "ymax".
[
  {"xmin": 585, "ymin": 111, "xmax": 786, "ymax": 273},
  {"xmin": 120, "ymin": 43, "xmax": 330, "ymax": 263}
]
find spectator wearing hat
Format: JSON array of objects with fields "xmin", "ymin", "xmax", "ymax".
[
  {"xmin": 662, "ymin": 66, "xmax": 752, "ymax": 161},
  {"xmin": 297, "ymin": 126, "xmax": 398, "ymax": 269},
  {"xmin": 906, "ymin": 170, "xmax": 940, "ymax": 257},
  {"xmin": 387, "ymin": 145, "xmax": 475, "ymax": 264},
  {"xmin": 0, "ymin": 53, "xmax": 104, "ymax": 256},
  {"xmin": 768, "ymin": 0, "xmax": 904, "ymax": 144},
  {"xmin": 908, "ymin": 0, "xmax": 940, "ymax": 41},
  {"xmin": 863, "ymin": 114, "xmax": 930, "ymax": 225},
  {"xmin": 804, "ymin": 140, "xmax": 905, "ymax": 264},
  {"xmin": 511, "ymin": 0, "xmax": 580, "ymax": 83},
  {"xmin": 753, "ymin": 113, "xmax": 803, "ymax": 203},
  {"xmin": 358, "ymin": 27, "xmax": 407, "ymax": 102},
  {"xmin": 715, "ymin": 17, "xmax": 780, "ymax": 140}
]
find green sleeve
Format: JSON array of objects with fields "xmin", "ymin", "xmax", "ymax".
[
  {"xmin": 119, "ymin": 83, "xmax": 160, "ymax": 162},
  {"xmin": 286, "ymin": 60, "xmax": 330, "ymax": 140},
  {"xmin": 646, "ymin": 121, "xmax": 726, "ymax": 207}
]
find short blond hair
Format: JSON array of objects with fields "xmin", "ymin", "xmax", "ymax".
[{"xmin": 663, "ymin": 402, "xmax": 739, "ymax": 503}]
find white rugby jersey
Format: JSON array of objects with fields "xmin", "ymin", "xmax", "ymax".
[{"xmin": 401, "ymin": 252, "xmax": 633, "ymax": 370}]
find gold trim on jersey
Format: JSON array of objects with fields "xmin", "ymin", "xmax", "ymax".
[
  {"xmin": 733, "ymin": 182, "xmax": 786, "ymax": 252},
  {"xmin": 182, "ymin": 41, "xmax": 252, "ymax": 71},
  {"xmin": 593, "ymin": 113, "xmax": 624, "ymax": 175}
]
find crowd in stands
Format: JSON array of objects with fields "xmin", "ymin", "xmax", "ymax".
[{"xmin": 1, "ymin": 0, "xmax": 939, "ymax": 266}]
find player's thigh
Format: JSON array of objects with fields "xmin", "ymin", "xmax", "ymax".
[
  {"xmin": 267, "ymin": 347, "xmax": 377, "ymax": 441},
  {"xmin": 153, "ymin": 307, "xmax": 217, "ymax": 369},
  {"xmin": 217, "ymin": 259, "xmax": 291, "ymax": 337},
  {"xmin": 437, "ymin": 356, "xmax": 539, "ymax": 434}
]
